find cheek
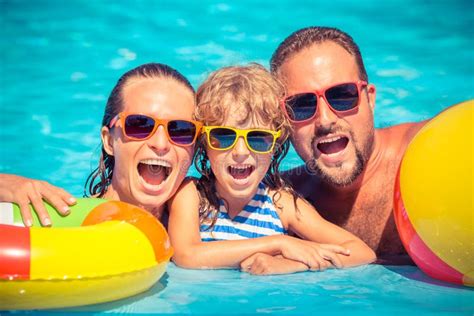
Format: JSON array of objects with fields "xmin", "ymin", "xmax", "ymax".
[
  {"xmin": 112, "ymin": 142, "xmax": 136, "ymax": 173},
  {"xmin": 290, "ymin": 124, "xmax": 314, "ymax": 155},
  {"xmin": 207, "ymin": 150, "xmax": 226, "ymax": 175},
  {"xmin": 347, "ymin": 111, "xmax": 374, "ymax": 144},
  {"xmin": 255, "ymin": 154, "xmax": 273, "ymax": 174},
  {"xmin": 175, "ymin": 147, "xmax": 194, "ymax": 174}
]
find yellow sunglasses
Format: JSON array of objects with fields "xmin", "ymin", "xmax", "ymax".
[{"xmin": 202, "ymin": 126, "xmax": 281, "ymax": 154}]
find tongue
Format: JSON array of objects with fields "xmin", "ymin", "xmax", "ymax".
[
  {"xmin": 317, "ymin": 137, "xmax": 349, "ymax": 155},
  {"xmin": 138, "ymin": 163, "xmax": 167, "ymax": 186},
  {"xmin": 230, "ymin": 167, "xmax": 252, "ymax": 179}
]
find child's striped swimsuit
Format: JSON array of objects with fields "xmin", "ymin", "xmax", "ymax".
[{"xmin": 200, "ymin": 182, "xmax": 287, "ymax": 241}]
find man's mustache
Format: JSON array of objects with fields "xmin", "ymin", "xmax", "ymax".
[{"xmin": 314, "ymin": 124, "xmax": 345, "ymax": 138}]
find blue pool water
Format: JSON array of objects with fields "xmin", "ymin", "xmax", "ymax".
[
  {"xmin": 7, "ymin": 264, "xmax": 474, "ymax": 315},
  {"xmin": 1, "ymin": 0, "xmax": 473, "ymax": 314}
]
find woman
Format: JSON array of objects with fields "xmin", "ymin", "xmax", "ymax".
[{"xmin": 0, "ymin": 63, "xmax": 199, "ymax": 226}]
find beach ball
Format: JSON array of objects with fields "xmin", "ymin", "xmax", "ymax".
[{"xmin": 394, "ymin": 100, "xmax": 473, "ymax": 287}]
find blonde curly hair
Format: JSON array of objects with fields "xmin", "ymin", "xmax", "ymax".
[
  {"xmin": 194, "ymin": 63, "xmax": 291, "ymax": 140},
  {"xmin": 193, "ymin": 63, "xmax": 299, "ymax": 228}
]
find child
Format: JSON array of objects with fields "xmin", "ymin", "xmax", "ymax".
[{"xmin": 168, "ymin": 64, "xmax": 375, "ymax": 275}]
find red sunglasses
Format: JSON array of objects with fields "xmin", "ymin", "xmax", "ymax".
[{"xmin": 282, "ymin": 81, "xmax": 368, "ymax": 123}]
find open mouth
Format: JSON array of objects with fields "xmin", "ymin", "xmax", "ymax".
[
  {"xmin": 228, "ymin": 164, "xmax": 255, "ymax": 180},
  {"xmin": 317, "ymin": 136, "xmax": 349, "ymax": 155},
  {"xmin": 137, "ymin": 159, "xmax": 172, "ymax": 187}
]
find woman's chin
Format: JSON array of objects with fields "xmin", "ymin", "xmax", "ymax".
[{"xmin": 133, "ymin": 191, "xmax": 168, "ymax": 211}]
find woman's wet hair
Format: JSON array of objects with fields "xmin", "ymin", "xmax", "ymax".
[
  {"xmin": 84, "ymin": 62, "xmax": 194, "ymax": 197},
  {"xmin": 193, "ymin": 63, "xmax": 300, "ymax": 229}
]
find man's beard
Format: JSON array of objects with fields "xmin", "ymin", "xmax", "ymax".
[
  {"xmin": 306, "ymin": 149, "xmax": 366, "ymax": 186},
  {"xmin": 306, "ymin": 126, "xmax": 374, "ymax": 187}
]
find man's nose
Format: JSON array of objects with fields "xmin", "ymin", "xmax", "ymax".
[
  {"xmin": 148, "ymin": 125, "xmax": 171, "ymax": 153},
  {"xmin": 316, "ymin": 96, "xmax": 339, "ymax": 126}
]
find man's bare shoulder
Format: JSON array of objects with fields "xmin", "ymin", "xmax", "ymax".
[
  {"xmin": 375, "ymin": 121, "xmax": 428, "ymax": 159},
  {"xmin": 377, "ymin": 121, "xmax": 427, "ymax": 144}
]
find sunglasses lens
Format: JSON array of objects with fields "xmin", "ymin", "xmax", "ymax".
[
  {"xmin": 247, "ymin": 131, "xmax": 275, "ymax": 152},
  {"xmin": 208, "ymin": 128, "xmax": 237, "ymax": 149},
  {"xmin": 124, "ymin": 114, "xmax": 155, "ymax": 139},
  {"xmin": 326, "ymin": 83, "xmax": 359, "ymax": 111},
  {"xmin": 167, "ymin": 120, "xmax": 198, "ymax": 145},
  {"xmin": 284, "ymin": 93, "xmax": 317, "ymax": 121}
]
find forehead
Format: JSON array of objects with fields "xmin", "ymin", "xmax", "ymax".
[
  {"xmin": 220, "ymin": 104, "xmax": 272, "ymax": 130},
  {"xmin": 121, "ymin": 77, "xmax": 195, "ymax": 120},
  {"xmin": 280, "ymin": 41, "xmax": 360, "ymax": 94}
]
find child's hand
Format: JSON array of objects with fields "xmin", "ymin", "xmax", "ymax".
[
  {"xmin": 240, "ymin": 253, "xmax": 309, "ymax": 275},
  {"xmin": 280, "ymin": 237, "xmax": 350, "ymax": 271},
  {"xmin": 0, "ymin": 174, "xmax": 76, "ymax": 226}
]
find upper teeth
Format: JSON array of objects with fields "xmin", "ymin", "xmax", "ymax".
[
  {"xmin": 140, "ymin": 159, "xmax": 171, "ymax": 168},
  {"xmin": 319, "ymin": 136, "xmax": 343, "ymax": 144},
  {"xmin": 230, "ymin": 164, "xmax": 252, "ymax": 171}
]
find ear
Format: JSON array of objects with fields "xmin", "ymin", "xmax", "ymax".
[
  {"xmin": 101, "ymin": 126, "xmax": 114, "ymax": 156},
  {"xmin": 367, "ymin": 83, "xmax": 376, "ymax": 111}
]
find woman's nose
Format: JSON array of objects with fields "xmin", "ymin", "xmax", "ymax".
[{"xmin": 148, "ymin": 125, "xmax": 171, "ymax": 153}]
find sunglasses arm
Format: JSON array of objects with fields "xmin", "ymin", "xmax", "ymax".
[{"xmin": 109, "ymin": 114, "xmax": 120, "ymax": 128}]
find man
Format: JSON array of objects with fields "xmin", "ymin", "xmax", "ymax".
[{"xmin": 271, "ymin": 27, "xmax": 427, "ymax": 263}]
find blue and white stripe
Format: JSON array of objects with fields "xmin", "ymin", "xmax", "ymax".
[{"xmin": 200, "ymin": 183, "xmax": 286, "ymax": 241}]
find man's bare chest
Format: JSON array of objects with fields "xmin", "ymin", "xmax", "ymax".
[{"xmin": 304, "ymin": 168, "xmax": 396, "ymax": 247}]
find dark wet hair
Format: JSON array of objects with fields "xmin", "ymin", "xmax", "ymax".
[
  {"xmin": 84, "ymin": 63, "xmax": 194, "ymax": 197},
  {"xmin": 270, "ymin": 26, "xmax": 368, "ymax": 81}
]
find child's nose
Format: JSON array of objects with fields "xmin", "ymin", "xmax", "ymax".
[{"xmin": 232, "ymin": 137, "xmax": 250, "ymax": 157}]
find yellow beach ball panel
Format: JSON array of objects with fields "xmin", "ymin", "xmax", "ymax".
[{"xmin": 400, "ymin": 100, "xmax": 473, "ymax": 277}]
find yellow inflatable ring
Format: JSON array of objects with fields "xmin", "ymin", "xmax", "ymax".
[{"xmin": 0, "ymin": 198, "xmax": 173, "ymax": 310}]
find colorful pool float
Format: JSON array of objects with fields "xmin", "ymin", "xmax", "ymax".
[
  {"xmin": 394, "ymin": 100, "xmax": 473, "ymax": 287},
  {"xmin": 0, "ymin": 198, "xmax": 173, "ymax": 310}
]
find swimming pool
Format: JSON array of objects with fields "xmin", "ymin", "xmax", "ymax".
[
  {"xmin": 1, "ymin": 0, "xmax": 473, "ymax": 314},
  {"xmin": 8, "ymin": 264, "xmax": 470, "ymax": 315}
]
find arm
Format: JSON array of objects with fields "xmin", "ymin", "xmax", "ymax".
[
  {"xmin": 279, "ymin": 191, "xmax": 376, "ymax": 268},
  {"xmin": 241, "ymin": 253, "xmax": 309, "ymax": 275},
  {"xmin": 167, "ymin": 179, "xmax": 336, "ymax": 269},
  {"xmin": 0, "ymin": 174, "xmax": 76, "ymax": 226}
]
